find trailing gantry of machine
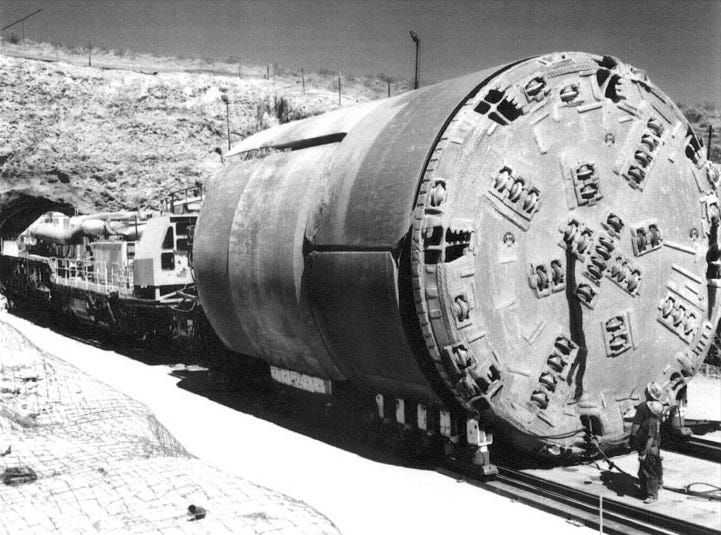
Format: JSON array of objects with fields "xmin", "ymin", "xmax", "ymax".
[
  {"xmin": 2, "ymin": 52, "xmax": 720, "ymax": 468},
  {"xmin": 0, "ymin": 188, "xmax": 206, "ymax": 346}
]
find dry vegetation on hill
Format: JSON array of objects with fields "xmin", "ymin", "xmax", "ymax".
[
  {"xmin": 678, "ymin": 102, "xmax": 721, "ymax": 164},
  {"xmin": 0, "ymin": 40, "xmax": 717, "ymax": 220},
  {"xmin": 0, "ymin": 40, "xmax": 409, "ymax": 216}
]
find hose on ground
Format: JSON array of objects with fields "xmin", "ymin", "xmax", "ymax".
[
  {"xmin": 588, "ymin": 434, "xmax": 721, "ymax": 501},
  {"xmin": 524, "ymin": 427, "xmax": 587, "ymax": 440}
]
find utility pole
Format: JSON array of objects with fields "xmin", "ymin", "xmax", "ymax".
[
  {"xmin": 708, "ymin": 125, "xmax": 714, "ymax": 160},
  {"xmin": 338, "ymin": 76, "xmax": 341, "ymax": 105},
  {"xmin": 409, "ymin": 30, "xmax": 420, "ymax": 89},
  {"xmin": 88, "ymin": 42, "xmax": 92, "ymax": 67},
  {"xmin": 301, "ymin": 68, "xmax": 305, "ymax": 94},
  {"xmin": 220, "ymin": 94, "xmax": 231, "ymax": 151},
  {"xmin": 1, "ymin": 9, "xmax": 42, "ymax": 51},
  {"xmin": 387, "ymin": 82, "xmax": 391, "ymax": 98}
]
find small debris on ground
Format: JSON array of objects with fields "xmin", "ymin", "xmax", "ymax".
[
  {"xmin": 187, "ymin": 504, "xmax": 207, "ymax": 521},
  {"xmin": 2, "ymin": 466, "xmax": 37, "ymax": 486}
]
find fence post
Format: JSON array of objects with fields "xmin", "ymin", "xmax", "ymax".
[
  {"xmin": 708, "ymin": 125, "xmax": 714, "ymax": 161},
  {"xmin": 301, "ymin": 68, "xmax": 305, "ymax": 94},
  {"xmin": 338, "ymin": 76, "xmax": 341, "ymax": 105}
]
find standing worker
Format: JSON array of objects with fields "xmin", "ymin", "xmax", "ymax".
[{"xmin": 631, "ymin": 381, "xmax": 664, "ymax": 503}]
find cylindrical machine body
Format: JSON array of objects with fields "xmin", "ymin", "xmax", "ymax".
[{"xmin": 195, "ymin": 52, "xmax": 720, "ymax": 457}]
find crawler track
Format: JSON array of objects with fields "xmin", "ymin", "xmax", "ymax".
[{"xmin": 442, "ymin": 464, "xmax": 717, "ymax": 535}]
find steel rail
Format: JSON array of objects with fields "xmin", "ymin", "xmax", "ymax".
[
  {"xmin": 663, "ymin": 436, "xmax": 721, "ymax": 464},
  {"xmin": 441, "ymin": 462, "xmax": 717, "ymax": 535}
]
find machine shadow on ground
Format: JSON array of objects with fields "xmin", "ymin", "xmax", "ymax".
[
  {"xmin": 7, "ymin": 307, "xmax": 650, "ymax": 482},
  {"xmin": 170, "ymin": 360, "xmax": 584, "ymax": 473},
  {"xmin": 8, "ymin": 304, "xmax": 199, "ymax": 366}
]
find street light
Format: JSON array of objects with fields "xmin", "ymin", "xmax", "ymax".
[
  {"xmin": 409, "ymin": 30, "xmax": 420, "ymax": 90},
  {"xmin": 220, "ymin": 93, "xmax": 231, "ymax": 151}
]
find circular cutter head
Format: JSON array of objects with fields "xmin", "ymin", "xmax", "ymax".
[
  {"xmin": 410, "ymin": 52, "xmax": 720, "ymax": 457},
  {"xmin": 195, "ymin": 51, "xmax": 720, "ymax": 460}
]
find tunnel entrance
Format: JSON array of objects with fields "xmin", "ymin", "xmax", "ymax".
[{"xmin": 0, "ymin": 194, "xmax": 75, "ymax": 239}]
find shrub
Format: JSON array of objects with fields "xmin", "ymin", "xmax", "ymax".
[
  {"xmin": 7, "ymin": 32, "xmax": 20, "ymax": 45},
  {"xmin": 253, "ymin": 95, "xmax": 320, "ymax": 132},
  {"xmin": 375, "ymin": 72, "xmax": 398, "ymax": 84},
  {"xmin": 680, "ymin": 103, "xmax": 704, "ymax": 124},
  {"xmin": 710, "ymin": 146, "xmax": 721, "ymax": 165}
]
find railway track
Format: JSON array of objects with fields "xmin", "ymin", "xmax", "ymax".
[
  {"xmin": 8, "ymin": 316, "xmax": 713, "ymax": 535},
  {"xmin": 664, "ymin": 436, "xmax": 721, "ymax": 464},
  {"xmin": 441, "ymin": 463, "xmax": 718, "ymax": 535},
  {"xmin": 9, "ymin": 307, "xmax": 719, "ymax": 533}
]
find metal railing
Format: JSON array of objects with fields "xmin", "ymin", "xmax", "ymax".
[
  {"xmin": 49, "ymin": 257, "xmax": 134, "ymax": 296},
  {"xmin": 161, "ymin": 184, "xmax": 205, "ymax": 214}
]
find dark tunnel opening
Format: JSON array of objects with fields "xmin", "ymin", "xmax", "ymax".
[{"xmin": 0, "ymin": 195, "xmax": 76, "ymax": 239}]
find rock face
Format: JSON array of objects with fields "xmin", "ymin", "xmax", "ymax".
[
  {"xmin": 0, "ymin": 316, "xmax": 339, "ymax": 534},
  {"xmin": 0, "ymin": 52, "xmax": 372, "ymax": 222}
]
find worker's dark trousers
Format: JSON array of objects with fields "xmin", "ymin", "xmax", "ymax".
[{"xmin": 638, "ymin": 453, "xmax": 662, "ymax": 499}]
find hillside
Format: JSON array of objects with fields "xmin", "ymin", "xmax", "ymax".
[
  {"xmin": 0, "ymin": 40, "xmax": 408, "ymax": 218},
  {"xmin": 0, "ymin": 40, "xmax": 717, "ymax": 223},
  {"xmin": 678, "ymin": 102, "xmax": 721, "ymax": 163}
]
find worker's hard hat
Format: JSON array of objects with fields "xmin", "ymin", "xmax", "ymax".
[{"xmin": 645, "ymin": 381, "xmax": 663, "ymax": 401}]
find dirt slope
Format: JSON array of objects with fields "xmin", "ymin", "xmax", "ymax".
[
  {"xmin": 0, "ymin": 43, "xmax": 398, "ymax": 221},
  {"xmin": 3, "ymin": 41, "xmax": 715, "ymax": 228}
]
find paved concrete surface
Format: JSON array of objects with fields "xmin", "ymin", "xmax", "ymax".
[
  {"xmin": 2, "ymin": 312, "xmax": 596, "ymax": 535},
  {"xmin": 524, "ymin": 450, "xmax": 721, "ymax": 530},
  {"xmin": 0, "ymin": 316, "xmax": 339, "ymax": 534}
]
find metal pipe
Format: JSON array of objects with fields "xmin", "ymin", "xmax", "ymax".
[
  {"xmin": 410, "ymin": 30, "xmax": 420, "ymax": 89},
  {"xmin": 221, "ymin": 94, "xmax": 231, "ymax": 151},
  {"xmin": 708, "ymin": 125, "xmax": 713, "ymax": 161}
]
